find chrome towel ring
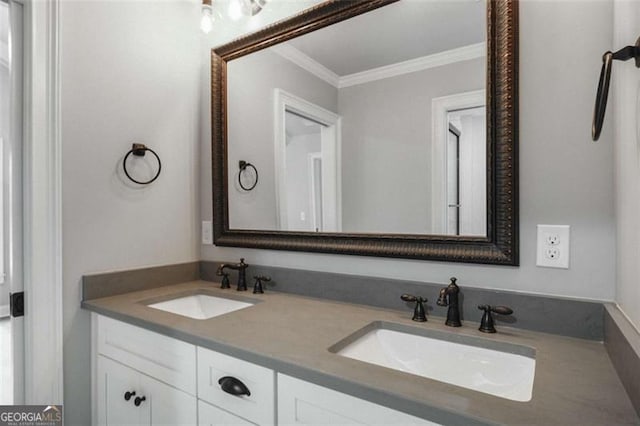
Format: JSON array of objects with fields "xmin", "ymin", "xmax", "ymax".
[
  {"xmin": 123, "ymin": 143, "xmax": 162, "ymax": 185},
  {"xmin": 592, "ymin": 37, "xmax": 640, "ymax": 141}
]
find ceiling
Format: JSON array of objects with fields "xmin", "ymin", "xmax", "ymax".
[{"xmin": 287, "ymin": 0, "xmax": 486, "ymax": 76}]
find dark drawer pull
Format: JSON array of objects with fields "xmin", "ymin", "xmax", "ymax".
[
  {"xmin": 218, "ymin": 376, "xmax": 251, "ymax": 397},
  {"xmin": 134, "ymin": 396, "xmax": 146, "ymax": 407},
  {"xmin": 124, "ymin": 391, "xmax": 136, "ymax": 401}
]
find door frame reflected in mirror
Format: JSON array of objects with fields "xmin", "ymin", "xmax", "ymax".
[{"xmin": 273, "ymin": 89, "xmax": 342, "ymax": 233}]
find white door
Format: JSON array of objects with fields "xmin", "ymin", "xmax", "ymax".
[{"xmin": 0, "ymin": 0, "xmax": 24, "ymax": 405}]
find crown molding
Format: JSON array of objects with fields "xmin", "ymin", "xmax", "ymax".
[
  {"xmin": 271, "ymin": 43, "xmax": 340, "ymax": 88},
  {"xmin": 272, "ymin": 42, "xmax": 486, "ymax": 90},
  {"xmin": 339, "ymin": 42, "xmax": 486, "ymax": 88}
]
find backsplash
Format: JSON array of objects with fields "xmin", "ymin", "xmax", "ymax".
[{"xmin": 84, "ymin": 261, "xmax": 604, "ymax": 340}]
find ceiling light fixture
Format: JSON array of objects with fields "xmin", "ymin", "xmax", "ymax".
[
  {"xmin": 200, "ymin": 0, "xmax": 214, "ymax": 34},
  {"xmin": 228, "ymin": 0, "xmax": 267, "ymax": 21}
]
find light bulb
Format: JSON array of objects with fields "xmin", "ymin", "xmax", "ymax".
[
  {"xmin": 228, "ymin": 0, "xmax": 243, "ymax": 21},
  {"xmin": 201, "ymin": 4, "xmax": 214, "ymax": 34}
]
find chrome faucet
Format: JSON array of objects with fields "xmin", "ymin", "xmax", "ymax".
[
  {"xmin": 436, "ymin": 277, "xmax": 462, "ymax": 327},
  {"xmin": 217, "ymin": 258, "xmax": 249, "ymax": 291}
]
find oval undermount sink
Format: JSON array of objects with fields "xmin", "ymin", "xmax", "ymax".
[
  {"xmin": 146, "ymin": 294, "xmax": 254, "ymax": 320},
  {"xmin": 330, "ymin": 322, "xmax": 536, "ymax": 402}
]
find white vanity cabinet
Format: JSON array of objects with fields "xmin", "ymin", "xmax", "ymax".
[
  {"xmin": 92, "ymin": 314, "xmax": 437, "ymax": 426},
  {"xmin": 197, "ymin": 347, "xmax": 275, "ymax": 425},
  {"xmin": 93, "ymin": 315, "xmax": 199, "ymax": 426},
  {"xmin": 97, "ymin": 355, "xmax": 197, "ymax": 426},
  {"xmin": 197, "ymin": 400, "xmax": 255, "ymax": 426},
  {"xmin": 277, "ymin": 374, "xmax": 439, "ymax": 426},
  {"xmin": 92, "ymin": 315, "xmax": 273, "ymax": 426}
]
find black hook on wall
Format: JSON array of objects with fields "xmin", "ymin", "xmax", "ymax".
[
  {"xmin": 123, "ymin": 143, "xmax": 162, "ymax": 185},
  {"xmin": 592, "ymin": 37, "xmax": 640, "ymax": 141}
]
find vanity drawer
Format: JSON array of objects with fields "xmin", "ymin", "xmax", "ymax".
[
  {"xmin": 96, "ymin": 315, "xmax": 196, "ymax": 394},
  {"xmin": 198, "ymin": 400, "xmax": 255, "ymax": 426},
  {"xmin": 197, "ymin": 347, "xmax": 275, "ymax": 425}
]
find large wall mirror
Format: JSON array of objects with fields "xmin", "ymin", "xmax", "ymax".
[{"xmin": 212, "ymin": 0, "xmax": 519, "ymax": 265}]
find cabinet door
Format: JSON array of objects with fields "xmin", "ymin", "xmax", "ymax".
[
  {"xmin": 277, "ymin": 374, "xmax": 440, "ymax": 426},
  {"xmin": 139, "ymin": 373, "xmax": 197, "ymax": 426},
  {"xmin": 198, "ymin": 400, "xmax": 255, "ymax": 426},
  {"xmin": 97, "ymin": 356, "xmax": 151, "ymax": 426}
]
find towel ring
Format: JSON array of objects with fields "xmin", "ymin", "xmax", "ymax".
[
  {"xmin": 238, "ymin": 160, "xmax": 258, "ymax": 191},
  {"xmin": 123, "ymin": 143, "xmax": 162, "ymax": 185},
  {"xmin": 592, "ymin": 37, "xmax": 640, "ymax": 141}
]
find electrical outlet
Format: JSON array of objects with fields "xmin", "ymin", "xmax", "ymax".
[
  {"xmin": 202, "ymin": 220, "xmax": 213, "ymax": 245},
  {"xmin": 546, "ymin": 234, "xmax": 560, "ymax": 246},
  {"xmin": 536, "ymin": 225, "xmax": 570, "ymax": 268},
  {"xmin": 545, "ymin": 247, "xmax": 559, "ymax": 260}
]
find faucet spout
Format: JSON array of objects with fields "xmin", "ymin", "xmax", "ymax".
[
  {"xmin": 437, "ymin": 277, "xmax": 462, "ymax": 327},
  {"xmin": 217, "ymin": 258, "xmax": 249, "ymax": 291}
]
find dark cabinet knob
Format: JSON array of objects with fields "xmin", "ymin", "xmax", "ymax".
[
  {"xmin": 124, "ymin": 391, "xmax": 136, "ymax": 401},
  {"xmin": 134, "ymin": 396, "xmax": 146, "ymax": 407},
  {"xmin": 218, "ymin": 376, "xmax": 251, "ymax": 397}
]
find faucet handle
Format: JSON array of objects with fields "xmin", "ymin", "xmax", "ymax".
[
  {"xmin": 477, "ymin": 305, "xmax": 513, "ymax": 333},
  {"xmin": 252, "ymin": 275, "xmax": 271, "ymax": 294},
  {"xmin": 216, "ymin": 265, "xmax": 231, "ymax": 289},
  {"xmin": 220, "ymin": 273, "xmax": 230, "ymax": 289},
  {"xmin": 401, "ymin": 294, "xmax": 427, "ymax": 322},
  {"xmin": 491, "ymin": 306, "xmax": 513, "ymax": 315}
]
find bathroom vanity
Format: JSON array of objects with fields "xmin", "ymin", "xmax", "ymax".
[{"xmin": 83, "ymin": 280, "xmax": 638, "ymax": 426}]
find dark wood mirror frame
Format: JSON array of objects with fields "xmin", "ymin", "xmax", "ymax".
[{"xmin": 211, "ymin": 0, "xmax": 519, "ymax": 265}]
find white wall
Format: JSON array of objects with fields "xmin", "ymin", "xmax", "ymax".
[
  {"xmin": 202, "ymin": 0, "xmax": 616, "ymax": 302},
  {"xmin": 61, "ymin": 1, "xmax": 201, "ymax": 424},
  {"xmin": 613, "ymin": 0, "xmax": 640, "ymax": 330}
]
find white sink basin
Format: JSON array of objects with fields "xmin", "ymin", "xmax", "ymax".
[
  {"xmin": 332, "ymin": 323, "xmax": 535, "ymax": 402},
  {"xmin": 147, "ymin": 294, "xmax": 253, "ymax": 320}
]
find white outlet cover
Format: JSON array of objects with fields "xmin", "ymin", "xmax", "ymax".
[
  {"xmin": 536, "ymin": 225, "xmax": 570, "ymax": 269},
  {"xmin": 202, "ymin": 220, "xmax": 213, "ymax": 245}
]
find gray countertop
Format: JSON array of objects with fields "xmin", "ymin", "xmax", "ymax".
[{"xmin": 82, "ymin": 281, "xmax": 639, "ymax": 426}]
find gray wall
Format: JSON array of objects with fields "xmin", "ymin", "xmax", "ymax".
[
  {"xmin": 613, "ymin": 0, "xmax": 640, "ymax": 330},
  {"xmin": 227, "ymin": 48, "xmax": 338, "ymax": 230},
  {"xmin": 203, "ymin": 0, "xmax": 616, "ymax": 302},
  {"xmin": 61, "ymin": 1, "xmax": 201, "ymax": 424},
  {"xmin": 338, "ymin": 58, "xmax": 484, "ymax": 234}
]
